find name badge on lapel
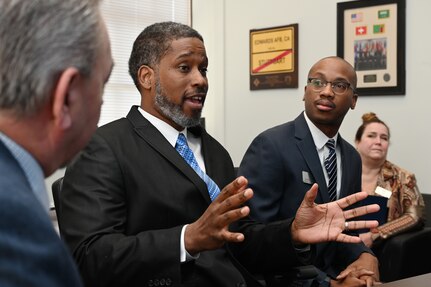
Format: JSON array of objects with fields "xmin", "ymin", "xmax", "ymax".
[{"xmin": 302, "ymin": 171, "xmax": 312, "ymax": 184}]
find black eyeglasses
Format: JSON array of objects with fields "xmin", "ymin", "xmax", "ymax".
[{"xmin": 307, "ymin": 78, "xmax": 356, "ymax": 95}]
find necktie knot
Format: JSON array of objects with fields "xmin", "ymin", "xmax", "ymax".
[
  {"xmin": 326, "ymin": 139, "xmax": 335, "ymax": 150},
  {"xmin": 176, "ymin": 133, "xmax": 188, "ymax": 148}
]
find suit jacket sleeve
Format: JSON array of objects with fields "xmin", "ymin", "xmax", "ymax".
[{"xmin": 230, "ymin": 217, "xmax": 312, "ymax": 274}]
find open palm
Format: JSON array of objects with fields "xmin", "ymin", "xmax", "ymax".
[{"xmin": 291, "ymin": 183, "xmax": 380, "ymax": 244}]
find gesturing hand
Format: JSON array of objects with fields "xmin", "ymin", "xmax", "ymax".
[
  {"xmin": 185, "ymin": 176, "xmax": 252, "ymax": 255},
  {"xmin": 291, "ymin": 183, "xmax": 380, "ymax": 244}
]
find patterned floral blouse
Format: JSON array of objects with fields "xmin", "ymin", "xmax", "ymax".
[{"xmin": 372, "ymin": 160, "xmax": 425, "ymax": 239}]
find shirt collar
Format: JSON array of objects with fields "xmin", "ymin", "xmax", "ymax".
[
  {"xmin": 0, "ymin": 132, "xmax": 48, "ymax": 211},
  {"xmin": 303, "ymin": 111, "xmax": 339, "ymax": 150},
  {"xmin": 138, "ymin": 107, "xmax": 188, "ymax": 147}
]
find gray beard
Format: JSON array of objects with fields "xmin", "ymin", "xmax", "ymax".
[{"xmin": 154, "ymin": 82, "xmax": 202, "ymax": 128}]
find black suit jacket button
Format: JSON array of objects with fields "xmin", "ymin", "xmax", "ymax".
[
  {"xmin": 154, "ymin": 279, "xmax": 160, "ymax": 286},
  {"xmin": 236, "ymin": 283, "xmax": 246, "ymax": 287},
  {"xmin": 165, "ymin": 278, "xmax": 172, "ymax": 286},
  {"xmin": 148, "ymin": 280, "xmax": 154, "ymax": 287},
  {"xmin": 160, "ymin": 278, "xmax": 166, "ymax": 286}
]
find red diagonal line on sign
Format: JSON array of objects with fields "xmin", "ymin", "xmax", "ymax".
[{"xmin": 252, "ymin": 49, "xmax": 292, "ymax": 73}]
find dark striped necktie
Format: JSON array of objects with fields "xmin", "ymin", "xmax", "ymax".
[{"xmin": 324, "ymin": 139, "xmax": 337, "ymax": 201}]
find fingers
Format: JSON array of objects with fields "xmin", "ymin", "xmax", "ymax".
[
  {"xmin": 344, "ymin": 220, "xmax": 379, "ymax": 231},
  {"xmin": 184, "ymin": 177, "xmax": 254, "ymax": 254},
  {"xmin": 214, "ymin": 176, "xmax": 254, "ymax": 217},
  {"xmin": 335, "ymin": 191, "xmax": 369, "ymax": 209},
  {"xmin": 336, "ymin": 269, "xmax": 350, "ymax": 280},
  {"xmin": 209, "ymin": 177, "xmax": 254, "ymax": 230},
  {"xmin": 302, "ymin": 183, "xmax": 319, "ymax": 207},
  {"xmin": 220, "ymin": 204, "xmax": 251, "ymax": 228},
  {"xmin": 336, "ymin": 233, "xmax": 364, "ymax": 244},
  {"xmin": 343, "ymin": 204, "xmax": 380, "ymax": 220},
  {"xmin": 207, "ymin": 206, "xmax": 250, "ymax": 245},
  {"xmin": 221, "ymin": 230, "xmax": 245, "ymax": 243},
  {"xmin": 337, "ymin": 269, "xmax": 375, "ymax": 280},
  {"xmin": 217, "ymin": 187, "xmax": 253, "ymax": 215},
  {"xmin": 363, "ymin": 275, "xmax": 381, "ymax": 287},
  {"xmin": 216, "ymin": 176, "xmax": 248, "ymax": 202}
]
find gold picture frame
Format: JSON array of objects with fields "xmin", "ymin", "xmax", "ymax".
[{"xmin": 250, "ymin": 24, "xmax": 298, "ymax": 90}]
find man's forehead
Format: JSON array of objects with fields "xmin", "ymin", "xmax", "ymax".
[{"xmin": 165, "ymin": 38, "xmax": 207, "ymax": 59}]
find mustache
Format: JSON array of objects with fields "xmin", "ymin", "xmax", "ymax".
[{"xmin": 192, "ymin": 87, "xmax": 208, "ymax": 94}]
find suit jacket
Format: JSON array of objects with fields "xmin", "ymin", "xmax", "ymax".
[
  {"xmin": 0, "ymin": 140, "xmax": 82, "ymax": 287},
  {"xmin": 239, "ymin": 112, "xmax": 370, "ymax": 278},
  {"xmin": 59, "ymin": 106, "xmax": 309, "ymax": 287}
]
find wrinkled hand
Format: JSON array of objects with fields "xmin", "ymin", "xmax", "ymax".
[
  {"xmin": 331, "ymin": 268, "xmax": 375, "ymax": 287},
  {"xmin": 291, "ymin": 183, "xmax": 380, "ymax": 244},
  {"xmin": 337, "ymin": 253, "xmax": 381, "ymax": 286},
  {"xmin": 185, "ymin": 176, "xmax": 252, "ymax": 255}
]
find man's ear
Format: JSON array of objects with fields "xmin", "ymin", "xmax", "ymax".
[
  {"xmin": 137, "ymin": 65, "xmax": 154, "ymax": 90},
  {"xmin": 51, "ymin": 67, "xmax": 80, "ymax": 130},
  {"xmin": 351, "ymin": 94, "xmax": 358, "ymax": 110},
  {"xmin": 302, "ymin": 86, "xmax": 309, "ymax": 101}
]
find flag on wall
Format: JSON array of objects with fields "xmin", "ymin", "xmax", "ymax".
[
  {"xmin": 378, "ymin": 10, "xmax": 390, "ymax": 19},
  {"xmin": 356, "ymin": 26, "xmax": 367, "ymax": 35},
  {"xmin": 351, "ymin": 13, "xmax": 363, "ymax": 22},
  {"xmin": 373, "ymin": 24, "xmax": 385, "ymax": 34}
]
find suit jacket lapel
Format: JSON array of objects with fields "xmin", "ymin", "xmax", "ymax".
[
  {"xmin": 338, "ymin": 136, "xmax": 353, "ymax": 199},
  {"xmin": 126, "ymin": 106, "xmax": 211, "ymax": 203},
  {"xmin": 294, "ymin": 113, "xmax": 329, "ymax": 203}
]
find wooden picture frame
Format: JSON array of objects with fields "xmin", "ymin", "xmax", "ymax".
[
  {"xmin": 337, "ymin": 0, "xmax": 405, "ymax": 96},
  {"xmin": 250, "ymin": 24, "xmax": 298, "ymax": 90}
]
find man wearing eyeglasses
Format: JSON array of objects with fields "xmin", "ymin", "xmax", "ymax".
[{"xmin": 239, "ymin": 56, "xmax": 380, "ymax": 286}]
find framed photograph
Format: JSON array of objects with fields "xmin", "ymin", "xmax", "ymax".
[
  {"xmin": 250, "ymin": 24, "xmax": 298, "ymax": 90},
  {"xmin": 337, "ymin": 0, "xmax": 405, "ymax": 96}
]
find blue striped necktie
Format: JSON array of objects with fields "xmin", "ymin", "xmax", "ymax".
[
  {"xmin": 324, "ymin": 139, "xmax": 337, "ymax": 201},
  {"xmin": 175, "ymin": 133, "xmax": 220, "ymax": 201}
]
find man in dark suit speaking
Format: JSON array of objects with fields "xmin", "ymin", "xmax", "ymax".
[{"xmin": 59, "ymin": 24, "xmax": 378, "ymax": 287}]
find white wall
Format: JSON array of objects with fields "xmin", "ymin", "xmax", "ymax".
[{"xmin": 193, "ymin": 0, "xmax": 431, "ymax": 194}]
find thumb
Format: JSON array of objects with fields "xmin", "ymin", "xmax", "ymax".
[{"xmin": 303, "ymin": 183, "xmax": 319, "ymax": 207}]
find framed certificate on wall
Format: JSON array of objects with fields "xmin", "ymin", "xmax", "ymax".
[
  {"xmin": 250, "ymin": 24, "xmax": 298, "ymax": 90},
  {"xmin": 337, "ymin": 0, "xmax": 406, "ymax": 96}
]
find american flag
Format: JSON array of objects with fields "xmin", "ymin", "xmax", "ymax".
[{"xmin": 351, "ymin": 13, "xmax": 363, "ymax": 23}]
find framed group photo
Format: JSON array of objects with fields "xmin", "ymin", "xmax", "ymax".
[{"xmin": 337, "ymin": 0, "xmax": 406, "ymax": 96}]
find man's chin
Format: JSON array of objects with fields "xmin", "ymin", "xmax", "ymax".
[{"xmin": 181, "ymin": 118, "xmax": 201, "ymax": 128}]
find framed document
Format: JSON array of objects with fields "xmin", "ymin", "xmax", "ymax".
[
  {"xmin": 337, "ymin": 0, "xmax": 405, "ymax": 96},
  {"xmin": 250, "ymin": 24, "xmax": 298, "ymax": 90}
]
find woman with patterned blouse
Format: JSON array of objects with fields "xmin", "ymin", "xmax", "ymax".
[{"xmin": 355, "ymin": 112, "xmax": 425, "ymax": 247}]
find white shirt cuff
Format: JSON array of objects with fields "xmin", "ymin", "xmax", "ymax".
[{"xmin": 180, "ymin": 224, "xmax": 200, "ymax": 262}]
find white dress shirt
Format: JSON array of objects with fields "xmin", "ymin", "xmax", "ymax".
[{"xmin": 303, "ymin": 112, "xmax": 342, "ymax": 199}]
